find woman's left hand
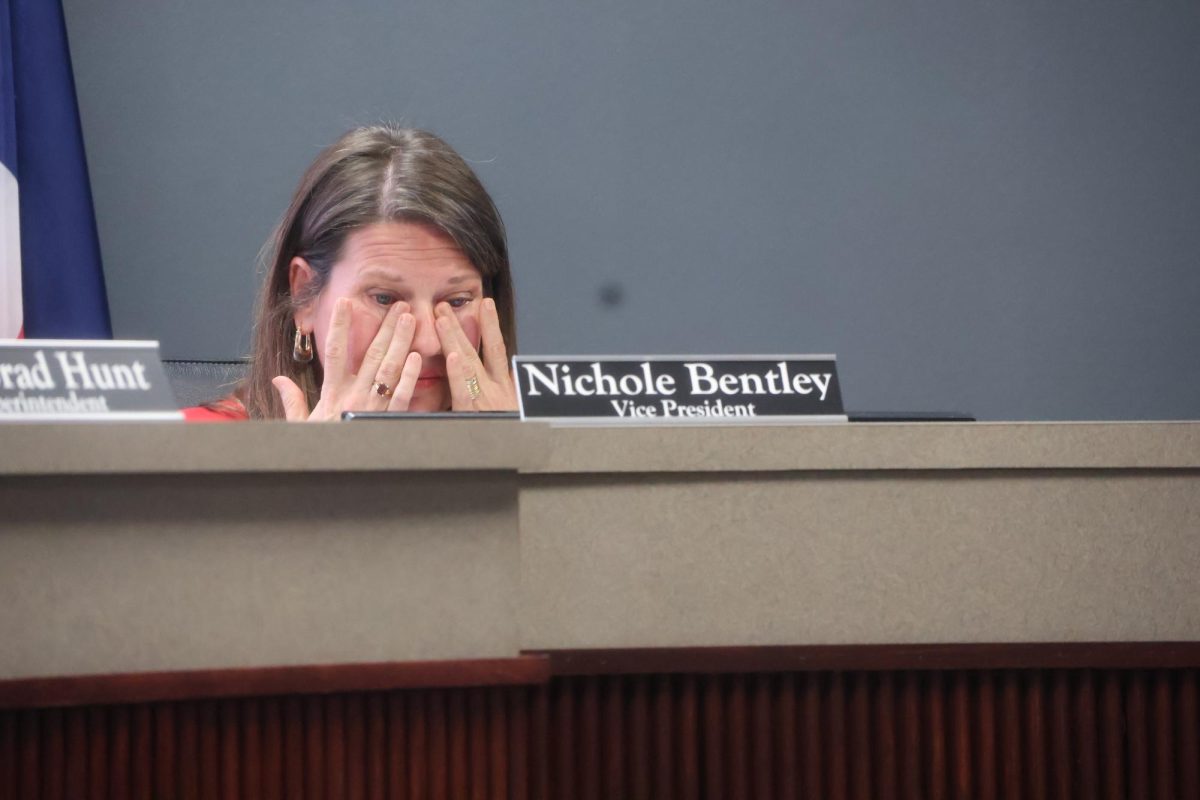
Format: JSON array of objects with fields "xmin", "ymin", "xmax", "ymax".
[{"xmin": 435, "ymin": 297, "xmax": 518, "ymax": 411}]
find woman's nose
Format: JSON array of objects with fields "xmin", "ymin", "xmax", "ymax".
[{"xmin": 409, "ymin": 305, "xmax": 443, "ymax": 358}]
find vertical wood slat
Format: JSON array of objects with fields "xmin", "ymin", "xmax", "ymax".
[
  {"xmin": 898, "ymin": 671, "xmax": 921, "ymax": 800},
  {"xmin": 552, "ymin": 678, "xmax": 574, "ymax": 799},
  {"xmin": 407, "ymin": 690, "xmax": 428, "ymax": 800},
  {"xmin": 363, "ymin": 694, "xmax": 385, "ymax": 800},
  {"xmin": 1025, "ymin": 672, "xmax": 1047, "ymax": 800},
  {"xmin": 974, "ymin": 671, "xmax": 996, "ymax": 800},
  {"xmin": 468, "ymin": 688, "xmax": 488, "ymax": 800},
  {"xmin": 41, "ymin": 707, "xmax": 63, "ymax": 800},
  {"xmin": 507, "ymin": 688, "xmax": 529, "ymax": 800},
  {"xmin": 1126, "ymin": 671, "xmax": 1150, "ymax": 800},
  {"xmin": 385, "ymin": 692, "xmax": 405, "ymax": 800},
  {"xmin": 199, "ymin": 699, "xmax": 219, "ymax": 800},
  {"xmin": 2, "ymin": 666, "xmax": 1197, "ymax": 800},
  {"xmin": 925, "ymin": 671, "xmax": 946, "ymax": 800},
  {"xmin": 602, "ymin": 677, "xmax": 624, "ymax": 800},
  {"xmin": 153, "ymin": 703, "xmax": 175, "ymax": 800},
  {"xmin": 1074, "ymin": 670, "xmax": 1100, "ymax": 800},
  {"xmin": 577, "ymin": 678, "xmax": 599, "ymax": 800},
  {"xmin": 1150, "ymin": 671, "xmax": 1173, "ymax": 800},
  {"xmin": 873, "ymin": 671, "xmax": 897, "ymax": 800},
  {"xmin": 243, "ymin": 698, "xmax": 263, "ymax": 800},
  {"xmin": 262, "ymin": 697, "xmax": 284, "ymax": 800},
  {"xmin": 304, "ymin": 695, "xmax": 324, "ymax": 800},
  {"xmin": 107, "ymin": 705, "xmax": 130, "ymax": 800},
  {"xmin": 703, "ymin": 675, "xmax": 724, "ymax": 798},
  {"xmin": 1101, "ymin": 670, "xmax": 1126, "ymax": 800},
  {"xmin": 754, "ymin": 673, "xmax": 775, "ymax": 800},
  {"xmin": 64, "ymin": 708, "xmax": 87, "ymax": 800},
  {"xmin": 19, "ymin": 709, "xmax": 39, "ymax": 800},
  {"xmin": 775, "ymin": 673, "xmax": 798, "ymax": 800},
  {"xmin": 448, "ymin": 690, "xmax": 467, "ymax": 800},
  {"xmin": 949, "ymin": 671, "xmax": 970, "ymax": 800},
  {"xmin": 93, "ymin": 709, "xmax": 116, "ymax": 800},
  {"xmin": 487, "ymin": 687, "xmax": 507, "ymax": 800},
  {"xmin": 653, "ymin": 674, "xmax": 673, "ymax": 800},
  {"xmin": 727, "ymin": 673, "xmax": 750, "ymax": 800},
  {"xmin": 282, "ymin": 696, "xmax": 304, "ymax": 800},
  {"xmin": 0, "ymin": 712, "xmax": 17, "ymax": 800},
  {"xmin": 1179, "ymin": 671, "xmax": 1199, "ymax": 800},
  {"xmin": 678, "ymin": 674, "xmax": 700, "ymax": 800},
  {"xmin": 529, "ymin": 684, "xmax": 550, "ymax": 800},
  {"xmin": 343, "ymin": 694, "xmax": 364, "ymax": 800},
  {"xmin": 130, "ymin": 704, "xmax": 151, "ymax": 800},
  {"xmin": 826, "ymin": 672, "xmax": 848, "ymax": 800},
  {"xmin": 1048, "ymin": 671, "xmax": 1071, "ymax": 800},
  {"xmin": 1000, "ymin": 670, "xmax": 1021, "ymax": 800},
  {"xmin": 428, "ymin": 690, "xmax": 448, "ymax": 800},
  {"xmin": 176, "ymin": 701, "xmax": 197, "ymax": 800},
  {"xmin": 628, "ymin": 675, "xmax": 649, "ymax": 800},
  {"xmin": 324, "ymin": 695, "xmax": 346, "ymax": 800}
]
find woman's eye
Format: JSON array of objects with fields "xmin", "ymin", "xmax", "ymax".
[
  {"xmin": 446, "ymin": 296, "xmax": 475, "ymax": 309},
  {"xmin": 371, "ymin": 293, "xmax": 397, "ymax": 307}
]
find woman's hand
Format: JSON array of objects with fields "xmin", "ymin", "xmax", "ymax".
[
  {"xmin": 436, "ymin": 297, "xmax": 518, "ymax": 411},
  {"xmin": 272, "ymin": 298, "xmax": 423, "ymax": 421}
]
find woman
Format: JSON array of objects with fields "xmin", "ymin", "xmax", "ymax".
[{"xmin": 185, "ymin": 126, "xmax": 518, "ymax": 421}]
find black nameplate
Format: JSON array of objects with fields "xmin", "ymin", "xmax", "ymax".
[
  {"xmin": 513, "ymin": 355, "xmax": 845, "ymax": 424},
  {"xmin": 0, "ymin": 339, "xmax": 182, "ymax": 421}
]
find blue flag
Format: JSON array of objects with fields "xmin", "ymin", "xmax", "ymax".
[{"xmin": 1, "ymin": 0, "xmax": 111, "ymax": 339}]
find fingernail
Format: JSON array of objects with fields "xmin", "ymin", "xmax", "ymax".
[
  {"xmin": 486, "ymin": 298, "xmax": 496, "ymax": 312},
  {"xmin": 399, "ymin": 313, "xmax": 414, "ymax": 327}
]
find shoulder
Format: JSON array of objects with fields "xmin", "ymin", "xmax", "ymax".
[{"xmin": 182, "ymin": 395, "xmax": 249, "ymax": 422}]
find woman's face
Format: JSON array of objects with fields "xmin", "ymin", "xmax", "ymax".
[{"xmin": 292, "ymin": 221, "xmax": 485, "ymax": 412}]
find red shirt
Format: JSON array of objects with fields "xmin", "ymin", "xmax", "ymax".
[{"xmin": 182, "ymin": 396, "xmax": 249, "ymax": 422}]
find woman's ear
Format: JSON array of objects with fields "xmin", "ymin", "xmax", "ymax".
[{"xmin": 289, "ymin": 257, "xmax": 317, "ymax": 329}]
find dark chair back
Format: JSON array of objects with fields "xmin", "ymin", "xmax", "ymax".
[{"xmin": 162, "ymin": 360, "xmax": 248, "ymax": 408}]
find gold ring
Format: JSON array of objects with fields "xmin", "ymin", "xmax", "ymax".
[
  {"xmin": 465, "ymin": 375, "xmax": 481, "ymax": 400},
  {"xmin": 372, "ymin": 381, "xmax": 393, "ymax": 398}
]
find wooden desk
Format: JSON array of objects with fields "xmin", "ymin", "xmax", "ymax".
[{"xmin": 1, "ymin": 421, "xmax": 1197, "ymax": 798}]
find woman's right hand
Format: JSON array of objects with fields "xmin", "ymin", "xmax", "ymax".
[{"xmin": 272, "ymin": 298, "xmax": 422, "ymax": 421}]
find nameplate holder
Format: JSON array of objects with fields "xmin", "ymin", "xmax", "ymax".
[
  {"xmin": 0, "ymin": 339, "xmax": 183, "ymax": 421},
  {"xmin": 513, "ymin": 355, "xmax": 846, "ymax": 425}
]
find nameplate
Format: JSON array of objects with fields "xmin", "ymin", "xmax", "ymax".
[
  {"xmin": 513, "ymin": 355, "xmax": 845, "ymax": 424},
  {"xmin": 0, "ymin": 339, "xmax": 182, "ymax": 421}
]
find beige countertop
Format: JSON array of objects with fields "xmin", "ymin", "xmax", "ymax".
[
  {"xmin": 0, "ymin": 418, "xmax": 546, "ymax": 475},
  {"xmin": 2, "ymin": 420, "xmax": 1197, "ymax": 476}
]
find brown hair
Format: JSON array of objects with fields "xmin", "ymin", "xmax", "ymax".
[{"xmin": 239, "ymin": 126, "xmax": 515, "ymax": 419}]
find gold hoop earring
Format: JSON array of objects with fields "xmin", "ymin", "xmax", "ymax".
[{"xmin": 292, "ymin": 327, "xmax": 313, "ymax": 363}]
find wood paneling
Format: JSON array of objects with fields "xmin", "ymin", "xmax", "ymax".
[{"xmin": 2, "ymin": 663, "xmax": 1200, "ymax": 798}]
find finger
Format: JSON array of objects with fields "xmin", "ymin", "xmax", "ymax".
[
  {"xmin": 322, "ymin": 298, "xmax": 353, "ymax": 386},
  {"xmin": 371, "ymin": 311, "xmax": 417, "ymax": 406},
  {"xmin": 435, "ymin": 303, "xmax": 484, "ymax": 374},
  {"xmin": 352, "ymin": 301, "xmax": 409, "ymax": 396},
  {"xmin": 387, "ymin": 351, "xmax": 422, "ymax": 412},
  {"xmin": 272, "ymin": 376, "xmax": 310, "ymax": 421},
  {"xmin": 478, "ymin": 297, "xmax": 511, "ymax": 384},
  {"xmin": 444, "ymin": 350, "xmax": 474, "ymax": 410}
]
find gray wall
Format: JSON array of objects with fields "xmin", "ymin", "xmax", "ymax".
[{"xmin": 63, "ymin": 1, "xmax": 1200, "ymax": 421}]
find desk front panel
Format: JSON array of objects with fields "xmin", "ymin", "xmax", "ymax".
[
  {"xmin": 0, "ymin": 470, "xmax": 520, "ymax": 680},
  {"xmin": 521, "ymin": 468, "xmax": 1200, "ymax": 649}
]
